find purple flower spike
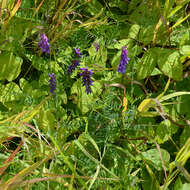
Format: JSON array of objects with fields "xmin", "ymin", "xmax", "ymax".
[
  {"xmin": 93, "ymin": 42, "xmax": 99, "ymax": 52},
  {"xmin": 80, "ymin": 66, "xmax": 93, "ymax": 94},
  {"xmin": 75, "ymin": 48, "xmax": 82, "ymax": 58},
  {"xmin": 67, "ymin": 60, "xmax": 80, "ymax": 75},
  {"xmin": 48, "ymin": 73, "xmax": 56, "ymax": 95},
  {"xmin": 38, "ymin": 33, "xmax": 50, "ymax": 54},
  {"xmin": 117, "ymin": 46, "xmax": 130, "ymax": 74}
]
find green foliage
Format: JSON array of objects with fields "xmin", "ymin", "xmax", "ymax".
[{"xmin": 1, "ymin": 0, "xmax": 190, "ymax": 189}]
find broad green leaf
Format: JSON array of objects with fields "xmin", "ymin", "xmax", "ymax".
[
  {"xmin": 129, "ymin": 1, "xmax": 159, "ymax": 27},
  {"xmin": 84, "ymin": 0, "xmax": 103, "ymax": 16},
  {"xmin": 157, "ymin": 49, "xmax": 182, "ymax": 81},
  {"xmin": 174, "ymin": 177, "xmax": 183, "ymax": 190},
  {"xmin": 36, "ymin": 109, "xmax": 56, "ymax": 133},
  {"xmin": 32, "ymin": 55, "xmax": 48, "ymax": 71},
  {"xmin": 21, "ymin": 97, "xmax": 49, "ymax": 122},
  {"xmin": 137, "ymin": 48, "xmax": 157, "ymax": 80},
  {"xmin": 109, "ymin": 0, "xmax": 128, "ymax": 12},
  {"xmin": 151, "ymin": 68, "xmax": 162, "ymax": 76},
  {"xmin": 141, "ymin": 167, "xmax": 159, "ymax": 190},
  {"xmin": 176, "ymin": 95, "xmax": 190, "ymax": 117},
  {"xmin": 89, "ymin": 41, "xmax": 107, "ymax": 67},
  {"xmin": 155, "ymin": 120, "xmax": 178, "ymax": 144},
  {"xmin": 111, "ymin": 50, "xmax": 121, "ymax": 69},
  {"xmin": 128, "ymin": 24, "xmax": 140, "ymax": 40},
  {"xmin": 142, "ymin": 148, "xmax": 170, "ymax": 170},
  {"xmin": 71, "ymin": 80, "xmax": 102, "ymax": 113},
  {"xmin": 181, "ymin": 183, "xmax": 190, "ymax": 190},
  {"xmin": 0, "ymin": 82, "xmax": 22, "ymax": 104},
  {"xmin": 130, "ymin": 45, "xmax": 142, "ymax": 57},
  {"xmin": 110, "ymin": 39, "xmax": 134, "ymax": 50},
  {"xmin": 138, "ymin": 25, "xmax": 155, "ymax": 45},
  {"xmin": 49, "ymin": 61, "xmax": 64, "ymax": 73},
  {"xmin": 180, "ymin": 127, "xmax": 190, "ymax": 147},
  {"xmin": 6, "ymin": 16, "xmax": 35, "ymax": 43},
  {"xmin": 0, "ymin": 51, "xmax": 22, "ymax": 81},
  {"xmin": 180, "ymin": 45, "xmax": 190, "ymax": 56}
]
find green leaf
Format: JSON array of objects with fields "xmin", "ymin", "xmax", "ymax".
[
  {"xmin": 32, "ymin": 55, "xmax": 48, "ymax": 71},
  {"xmin": 6, "ymin": 16, "xmax": 34, "ymax": 43},
  {"xmin": 36, "ymin": 109, "xmax": 56, "ymax": 133},
  {"xmin": 71, "ymin": 80, "xmax": 102, "ymax": 113},
  {"xmin": 0, "ymin": 51, "xmax": 23, "ymax": 81},
  {"xmin": 160, "ymin": 91, "xmax": 190, "ymax": 102},
  {"xmin": 181, "ymin": 183, "xmax": 190, "ymax": 190},
  {"xmin": 137, "ymin": 48, "xmax": 157, "ymax": 80},
  {"xmin": 84, "ymin": 0, "xmax": 103, "ymax": 16},
  {"xmin": 154, "ymin": 120, "xmax": 178, "ymax": 144},
  {"xmin": 89, "ymin": 41, "xmax": 107, "ymax": 67},
  {"xmin": 180, "ymin": 45, "xmax": 190, "ymax": 56},
  {"xmin": 142, "ymin": 148, "xmax": 170, "ymax": 170},
  {"xmin": 174, "ymin": 177, "xmax": 183, "ymax": 190},
  {"xmin": 138, "ymin": 25, "xmax": 155, "ymax": 45},
  {"xmin": 167, "ymin": 0, "xmax": 190, "ymax": 18},
  {"xmin": 157, "ymin": 49, "xmax": 183, "ymax": 81},
  {"xmin": 0, "ymin": 153, "xmax": 54, "ymax": 190},
  {"xmin": 180, "ymin": 127, "xmax": 190, "ymax": 147},
  {"xmin": 151, "ymin": 68, "xmax": 162, "ymax": 76},
  {"xmin": 109, "ymin": 39, "xmax": 134, "ymax": 50},
  {"xmin": 141, "ymin": 166, "xmax": 160, "ymax": 190},
  {"xmin": 128, "ymin": 24, "xmax": 140, "ymax": 40},
  {"xmin": 0, "ymin": 82, "xmax": 22, "ymax": 104}
]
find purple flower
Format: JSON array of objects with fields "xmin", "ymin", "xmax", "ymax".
[
  {"xmin": 93, "ymin": 43, "xmax": 99, "ymax": 52},
  {"xmin": 67, "ymin": 60, "xmax": 80, "ymax": 75},
  {"xmin": 38, "ymin": 33, "xmax": 50, "ymax": 54},
  {"xmin": 48, "ymin": 73, "xmax": 56, "ymax": 94},
  {"xmin": 117, "ymin": 46, "xmax": 130, "ymax": 74},
  {"xmin": 80, "ymin": 66, "xmax": 93, "ymax": 94},
  {"xmin": 75, "ymin": 48, "xmax": 82, "ymax": 58}
]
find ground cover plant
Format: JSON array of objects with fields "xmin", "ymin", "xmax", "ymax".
[{"xmin": 1, "ymin": 0, "xmax": 190, "ymax": 189}]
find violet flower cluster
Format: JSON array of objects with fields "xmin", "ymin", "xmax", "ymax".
[
  {"xmin": 67, "ymin": 48, "xmax": 82, "ymax": 75},
  {"xmin": 75, "ymin": 48, "xmax": 82, "ymax": 58},
  {"xmin": 38, "ymin": 33, "xmax": 50, "ymax": 54},
  {"xmin": 117, "ymin": 46, "xmax": 130, "ymax": 74},
  {"xmin": 93, "ymin": 43, "xmax": 99, "ymax": 52},
  {"xmin": 48, "ymin": 73, "xmax": 56, "ymax": 95},
  {"xmin": 67, "ymin": 60, "xmax": 80, "ymax": 75},
  {"xmin": 67, "ymin": 48, "xmax": 93, "ymax": 95},
  {"xmin": 80, "ymin": 67, "xmax": 93, "ymax": 94}
]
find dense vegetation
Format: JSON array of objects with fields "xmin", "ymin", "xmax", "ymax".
[{"xmin": 1, "ymin": 0, "xmax": 190, "ymax": 189}]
